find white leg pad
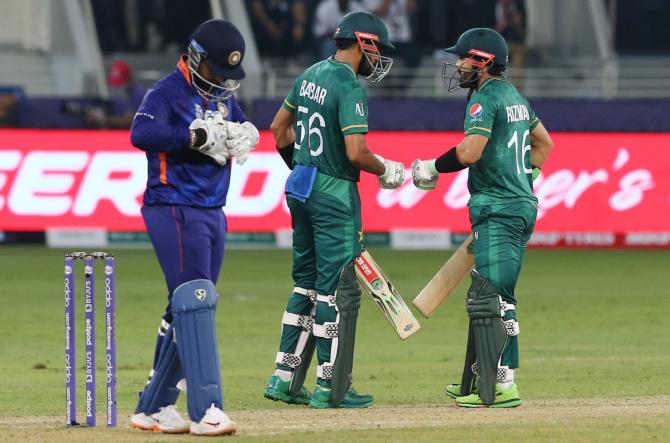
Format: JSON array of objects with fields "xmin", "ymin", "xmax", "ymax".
[
  {"xmin": 312, "ymin": 322, "xmax": 339, "ymax": 338},
  {"xmin": 316, "ymin": 293, "xmax": 337, "ymax": 306},
  {"xmin": 282, "ymin": 311, "xmax": 314, "ymax": 331},
  {"xmin": 316, "ymin": 363, "xmax": 333, "ymax": 379},
  {"xmin": 275, "ymin": 351, "xmax": 302, "ymax": 368},
  {"xmin": 294, "ymin": 287, "xmax": 317, "ymax": 302}
]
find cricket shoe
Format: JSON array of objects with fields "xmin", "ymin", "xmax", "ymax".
[
  {"xmin": 263, "ymin": 374, "xmax": 311, "ymax": 405},
  {"xmin": 444, "ymin": 383, "xmax": 478, "ymax": 399},
  {"xmin": 309, "ymin": 385, "xmax": 374, "ymax": 409},
  {"xmin": 455, "ymin": 383, "xmax": 522, "ymax": 408},
  {"xmin": 130, "ymin": 404, "xmax": 190, "ymax": 433},
  {"xmin": 190, "ymin": 404, "xmax": 237, "ymax": 436}
]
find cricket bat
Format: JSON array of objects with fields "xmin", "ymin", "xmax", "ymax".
[
  {"xmin": 354, "ymin": 250, "xmax": 421, "ymax": 340},
  {"xmin": 412, "ymin": 234, "xmax": 474, "ymax": 318}
]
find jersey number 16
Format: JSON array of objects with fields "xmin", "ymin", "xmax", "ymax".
[{"xmin": 507, "ymin": 129, "xmax": 532, "ymax": 175}]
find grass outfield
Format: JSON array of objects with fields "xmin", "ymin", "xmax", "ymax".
[{"xmin": 0, "ymin": 245, "xmax": 668, "ymax": 441}]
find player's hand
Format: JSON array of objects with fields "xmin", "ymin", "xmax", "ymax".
[
  {"xmin": 411, "ymin": 159, "xmax": 438, "ymax": 190},
  {"xmin": 375, "ymin": 154, "xmax": 405, "ymax": 189},
  {"xmin": 225, "ymin": 121, "xmax": 260, "ymax": 166},
  {"xmin": 188, "ymin": 113, "xmax": 229, "ymax": 165}
]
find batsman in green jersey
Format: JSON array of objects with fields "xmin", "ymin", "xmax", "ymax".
[
  {"xmin": 263, "ymin": 11, "xmax": 405, "ymax": 409},
  {"xmin": 412, "ymin": 28, "xmax": 554, "ymax": 408}
]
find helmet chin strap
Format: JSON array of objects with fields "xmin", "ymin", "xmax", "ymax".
[{"xmin": 467, "ymin": 86, "xmax": 476, "ymax": 102}]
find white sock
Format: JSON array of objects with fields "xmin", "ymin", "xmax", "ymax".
[
  {"xmin": 497, "ymin": 380, "xmax": 514, "ymax": 389},
  {"xmin": 497, "ymin": 368, "xmax": 515, "ymax": 389},
  {"xmin": 274, "ymin": 369, "xmax": 293, "ymax": 382}
]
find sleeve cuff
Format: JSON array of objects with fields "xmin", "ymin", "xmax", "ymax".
[
  {"xmin": 282, "ymin": 99, "xmax": 296, "ymax": 112},
  {"xmin": 465, "ymin": 126, "xmax": 492, "ymax": 138},
  {"xmin": 342, "ymin": 124, "xmax": 368, "ymax": 135}
]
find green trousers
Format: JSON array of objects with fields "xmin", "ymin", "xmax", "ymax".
[
  {"xmin": 277, "ymin": 173, "xmax": 362, "ymax": 377},
  {"xmin": 469, "ymin": 200, "xmax": 537, "ymax": 369},
  {"xmin": 290, "ymin": 173, "xmax": 362, "ymax": 294}
]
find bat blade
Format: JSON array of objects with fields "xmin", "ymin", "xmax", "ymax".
[
  {"xmin": 412, "ymin": 234, "xmax": 474, "ymax": 318},
  {"xmin": 354, "ymin": 250, "xmax": 421, "ymax": 340}
]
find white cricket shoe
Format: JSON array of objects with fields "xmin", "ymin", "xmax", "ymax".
[
  {"xmin": 130, "ymin": 404, "xmax": 190, "ymax": 434},
  {"xmin": 190, "ymin": 403, "xmax": 237, "ymax": 436}
]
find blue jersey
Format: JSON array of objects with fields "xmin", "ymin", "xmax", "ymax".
[{"xmin": 130, "ymin": 57, "xmax": 247, "ymax": 207}]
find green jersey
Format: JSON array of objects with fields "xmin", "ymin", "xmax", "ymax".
[
  {"xmin": 282, "ymin": 58, "xmax": 368, "ymax": 181},
  {"xmin": 463, "ymin": 78, "xmax": 541, "ymax": 207}
]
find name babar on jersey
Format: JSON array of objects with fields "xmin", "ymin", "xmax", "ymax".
[{"xmin": 299, "ymin": 80, "xmax": 328, "ymax": 106}]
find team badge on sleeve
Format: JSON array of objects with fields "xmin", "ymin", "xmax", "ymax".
[
  {"xmin": 217, "ymin": 102, "xmax": 229, "ymax": 118},
  {"xmin": 355, "ymin": 102, "xmax": 365, "ymax": 116},
  {"xmin": 469, "ymin": 103, "xmax": 483, "ymax": 118}
]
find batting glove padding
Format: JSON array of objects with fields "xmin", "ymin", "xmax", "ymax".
[
  {"xmin": 375, "ymin": 154, "xmax": 405, "ymax": 189},
  {"xmin": 225, "ymin": 121, "xmax": 260, "ymax": 166},
  {"xmin": 411, "ymin": 159, "xmax": 439, "ymax": 190},
  {"xmin": 188, "ymin": 113, "xmax": 230, "ymax": 165}
]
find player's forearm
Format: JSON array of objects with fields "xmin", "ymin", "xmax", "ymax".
[
  {"xmin": 455, "ymin": 135, "xmax": 488, "ymax": 166},
  {"xmin": 531, "ymin": 141, "xmax": 551, "ymax": 168},
  {"xmin": 130, "ymin": 117, "xmax": 190, "ymax": 153},
  {"xmin": 270, "ymin": 107, "xmax": 295, "ymax": 147},
  {"xmin": 345, "ymin": 134, "xmax": 385, "ymax": 175},
  {"xmin": 530, "ymin": 124, "xmax": 554, "ymax": 168},
  {"xmin": 352, "ymin": 150, "xmax": 386, "ymax": 175},
  {"xmin": 271, "ymin": 125, "xmax": 295, "ymax": 148}
]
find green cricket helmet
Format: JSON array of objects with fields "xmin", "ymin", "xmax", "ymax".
[
  {"xmin": 333, "ymin": 11, "xmax": 395, "ymax": 83},
  {"xmin": 442, "ymin": 28, "xmax": 509, "ymax": 91}
]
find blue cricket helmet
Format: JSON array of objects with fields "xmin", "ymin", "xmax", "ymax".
[{"xmin": 187, "ymin": 19, "xmax": 246, "ymax": 101}]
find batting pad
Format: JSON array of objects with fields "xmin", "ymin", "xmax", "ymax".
[
  {"xmin": 171, "ymin": 279, "xmax": 222, "ymax": 422},
  {"xmin": 135, "ymin": 323, "xmax": 182, "ymax": 414},
  {"xmin": 466, "ymin": 270, "xmax": 507, "ymax": 405},
  {"xmin": 329, "ymin": 263, "xmax": 361, "ymax": 404}
]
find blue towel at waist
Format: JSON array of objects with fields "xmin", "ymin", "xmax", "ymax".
[{"xmin": 285, "ymin": 164, "xmax": 318, "ymax": 202}]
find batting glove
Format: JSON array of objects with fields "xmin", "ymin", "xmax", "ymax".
[
  {"xmin": 375, "ymin": 154, "xmax": 405, "ymax": 189},
  {"xmin": 411, "ymin": 158, "xmax": 438, "ymax": 190},
  {"xmin": 225, "ymin": 121, "xmax": 260, "ymax": 166},
  {"xmin": 188, "ymin": 113, "xmax": 230, "ymax": 165},
  {"xmin": 532, "ymin": 165, "xmax": 541, "ymax": 182}
]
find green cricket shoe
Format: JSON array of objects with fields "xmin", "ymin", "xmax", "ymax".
[
  {"xmin": 263, "ymin": 375, "xmax": 311, "ymax": 405},
  {"xmin": 308, "ymin": 385, "xmax": 374, "ymax": 409},
  {"xmin": 455, "ymin": 383, "xmax": 522, "ymax": 408},
  {"xmin": 444, "ymin": 384, "xmax": 477, "ymax": 399}
]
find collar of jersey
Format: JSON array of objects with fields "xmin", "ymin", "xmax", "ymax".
[
  {"xmin": 327, "ymin": 57, "xmax": 356, "ymax": 78},
  {"xmin": 177, "ymin": 56, "xmax": 193, "ymax": 86},
  {"xmin": 478, "ymin": 77, "xmax": 505, "ymax": 92}
]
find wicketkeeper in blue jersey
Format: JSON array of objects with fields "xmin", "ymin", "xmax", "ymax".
[{"xmin": 128, "ymin": 19, "xmax": 259, "ymax": 436}]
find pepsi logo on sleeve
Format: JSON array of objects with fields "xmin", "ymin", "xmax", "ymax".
[{"xmin": 469, "ymin": 103, "xmax": 483, "ymax": 118}]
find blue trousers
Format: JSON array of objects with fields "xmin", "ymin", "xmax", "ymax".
[
  {"xmin": 137, "ymin": 204, "xmax": 227, "ymax": 414},
  {"xmin": 142, "ymin": 205, "xmax": 227, "ymax": 324}
]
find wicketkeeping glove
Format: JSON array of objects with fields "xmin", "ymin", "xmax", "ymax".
[
  {"xmin": 411, "ymin": 158, "xmax": 438, "ymax": 190},
  {"xmin": 225, "ymin": 121, "xmax": 260, "ymax": 166},
  {"xmin": 375, "ymin": 154, "xmax": 405, "ymax": 189},
  {"xmin": 188, "ymin": 113, "xmax": 230, "ymax": 165}
]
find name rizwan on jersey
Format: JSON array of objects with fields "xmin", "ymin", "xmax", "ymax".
[
  {"xmin": 506, "ymin": 104, "xmax": 530, "ymax": 123},
  {"xmin": 299, "ymin": 80, "xmax": 328, "ymax": 106}
]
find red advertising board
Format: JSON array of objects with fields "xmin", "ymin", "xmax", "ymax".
[{"xmin": 0, "ymin": 130, "xmax": 669, "ymax": 237}]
